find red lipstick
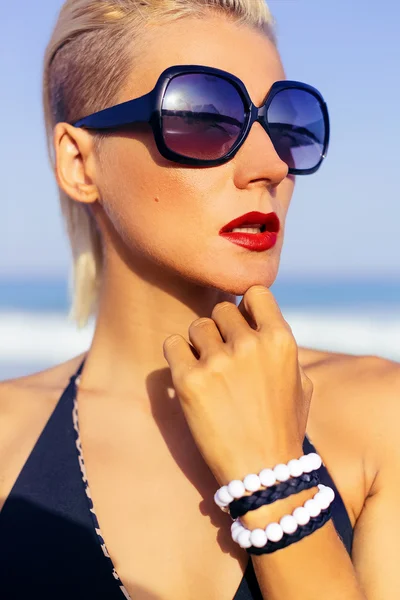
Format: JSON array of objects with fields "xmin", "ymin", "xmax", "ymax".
[{"xmin": 219, "ymin": 211, "xmax": 280, "ymax": 252}]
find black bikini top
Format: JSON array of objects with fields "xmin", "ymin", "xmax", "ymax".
[{"xmin": 0, "ymin": 362, "xmax": 353, "ymax": 599}]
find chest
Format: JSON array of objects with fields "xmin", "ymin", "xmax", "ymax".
[
  {"xmin": 76, "ymin": 389, "xmax": 362, "ymax": 599},
  {"xmin": 77, "ymin": 401, "xmax": 250, "ymax": 600}
]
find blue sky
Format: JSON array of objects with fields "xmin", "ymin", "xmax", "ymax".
[{"xmin": 2, "ymin": 0, "xmax": 399, "ymax": 279}]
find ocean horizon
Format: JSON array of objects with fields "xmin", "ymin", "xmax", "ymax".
[{"xmin": 1, "ymin": 276, "xmax": 399, "ymax": 380}]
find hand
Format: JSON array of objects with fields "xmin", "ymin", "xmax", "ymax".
[{"xmin": 163, "ymin": 285, "xmax": 313, "ymax": 486}]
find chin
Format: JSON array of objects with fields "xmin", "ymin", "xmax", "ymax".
[{"xmin": 206, "ymin": 260, "xmax": 280, "ymax": 296}]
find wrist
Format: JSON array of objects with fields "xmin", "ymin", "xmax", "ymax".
[
  {"xmin": 217, "ymin": 444, "xmax": 305, "ymax": 488},
  {"xmin": 239, "ymin": 485, "xmax": 319, "ymax": 529}
]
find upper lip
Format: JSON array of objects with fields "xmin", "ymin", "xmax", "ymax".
[{"xmin": 219, "ymin": 211, "xmax": 280, "ymax": 233}]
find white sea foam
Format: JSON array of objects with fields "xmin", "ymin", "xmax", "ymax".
[{"xmin": 0, "ymin": 309, "xmax": 399, "ymax": 379}]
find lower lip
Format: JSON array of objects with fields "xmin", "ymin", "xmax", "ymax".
[{"xmin": 219, "ymin": 231, "xmax": 278, "ymax": 252}]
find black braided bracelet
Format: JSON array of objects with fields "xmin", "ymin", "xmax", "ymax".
[
  {"xmin": 246, "ymin": 506, "xmax": 332, "ymax": 555},
  {"xmin": 229, "ymin": 471, "xmax": 320, "ymax": 519}
]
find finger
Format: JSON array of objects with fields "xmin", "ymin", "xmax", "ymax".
[
  {"xmin": 237, "ymin": 296, "xmax": 257, "ymax": 330},
  {"xmin": 188, "ymin": 317, "xmax": 224, "ymax": 358},
  {"xmin": 211, "ymin": 301, "xmax": 251, "ymax": 344},
  {"xmin": 239, "ymin": 285, "xmax": 286, "ymax": 332},
  {"xmin": 163, "ymin": 334, "xmax": 198, "ymax": 375}
]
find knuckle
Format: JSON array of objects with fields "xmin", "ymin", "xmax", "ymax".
[
  {"xmin": 163, "ymin": 334, "xmax": 183, "ymax": 348},
  {"xmin": 271, "ymin": 326, "xmax": 297, "ymax": 354},
  {"xmin": 204, "ymin": 350, "xmax": 229, "ymax": 372},
  {"xmin": 178, "ymin": 366, "xmax": 204, "ymax": 392},
  {"xmin": 189, "ymin": 317, "xmax": 214, "ymax": 331},
  {"xmin": 245, "ymin": 284, "xmax": 270, "ymax": 296},
  {"xmin": 212, "ymin": 301, "xmax": 234, "ymax": 317},
  {"xmin": 233, "ymin": 333, "xmax": 259, "ymax": 355},
  {"xmin": 244, "ymin": 285, "xmax": 271, "ymax": 302}
]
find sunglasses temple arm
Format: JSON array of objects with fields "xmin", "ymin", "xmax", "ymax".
[{"xmin": 73, "ymin": 90, "xmax": 156, "ymax": 129}]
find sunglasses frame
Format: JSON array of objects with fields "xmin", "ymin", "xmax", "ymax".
[{"xmin": 73, "ymin": 64, "xmax": 330, "ymax": 175}]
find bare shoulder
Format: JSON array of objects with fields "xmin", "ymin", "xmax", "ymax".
[
  {"xmin": 0, "ymin": 353, "xmax": 86, "ymax": 413},
  {"xmin": 301, "ymin": 347, "xmax": 400, "ymax": 492},
  {"xmin": 301, "ymin": 347, "xmax": 400, "ymax": 411},
  {"xmin": 0, "ymin": 354, "xmax": 86, "ymax": 508}
]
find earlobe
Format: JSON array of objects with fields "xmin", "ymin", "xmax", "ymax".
[{"xmin": 54, "ymin": 122, "xmax": 99, "ymax": 204}]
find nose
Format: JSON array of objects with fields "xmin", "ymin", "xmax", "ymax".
[{"xmin": 232, "ymin": 119, "xmax": 289, "ymax": 189}]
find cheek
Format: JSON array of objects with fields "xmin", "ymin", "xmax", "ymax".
[
  {"xmin": 93, "ymin": 136, "xmax": 296, "ymax": 291},
  {"xmin": 94, "ymin": 138, "xmax": 215, "ymax": 252},
  {"xmin": 98, "ymin": 133, "xmax": 228, "ymax": 214}
]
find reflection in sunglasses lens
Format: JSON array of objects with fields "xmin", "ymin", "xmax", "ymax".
[
  {"xmin": 162, "ymin": 73, "xmax": 245, "ymax": 159},
  {"xmin": 267, "ymin": 88, "xmax": 326, "ymax": 171}
]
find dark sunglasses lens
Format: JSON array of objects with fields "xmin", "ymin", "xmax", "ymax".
[
  {"xmin": 162, "ymin": 74, "xmax": 245, "ymax": 160},
  {"xmin": 267, "ymin": 88, "xmax": 326, "ymax": 171}
]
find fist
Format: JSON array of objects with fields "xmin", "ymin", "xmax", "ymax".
[{"xmin": 163, "ymin": 285, "xmax": 313, "ymax": 486}]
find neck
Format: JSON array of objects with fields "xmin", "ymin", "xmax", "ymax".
[{"xmin": 80, "ymin": 256, "xmax": 236, "ymax": 415}]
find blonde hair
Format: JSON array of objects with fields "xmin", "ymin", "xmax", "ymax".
[{"xmin": 43, "ymin": 0, "xmax": 276, "ymax": 326}]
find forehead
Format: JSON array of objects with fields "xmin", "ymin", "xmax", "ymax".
[{"xmin": 120, "ymin": 14, "xmax": 285, "ymax": 106}]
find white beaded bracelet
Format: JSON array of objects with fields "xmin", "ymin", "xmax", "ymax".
[
  {"xmin": 214, "ymin": 452, "xmax": 322, "ymax": 511},
  {"xmin": 230, "ymin": 484, "xmax": 335, "ymax": 549}
]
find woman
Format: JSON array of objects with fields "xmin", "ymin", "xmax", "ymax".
[{"xmin": 0, "ymin": 0, "xmax": 399, "ymax": 598}]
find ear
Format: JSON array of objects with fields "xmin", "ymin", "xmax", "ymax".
[{"xmin": 53, "ymin": 123, "xmax": 99, "ymax": 204}]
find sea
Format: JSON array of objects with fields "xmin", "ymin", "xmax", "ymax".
[{"xmin": 1, "ymin": 277, "xmax": 399, "ymax": 380}]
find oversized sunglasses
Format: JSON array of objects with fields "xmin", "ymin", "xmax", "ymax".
[{"xmin": 73, "ymin": 64, "xmax": 330, "ymax": 175}]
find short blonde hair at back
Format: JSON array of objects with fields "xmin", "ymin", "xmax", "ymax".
[{"xmin": 43, "ymin": 0, "xmax": 276, "ymax": 327}]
